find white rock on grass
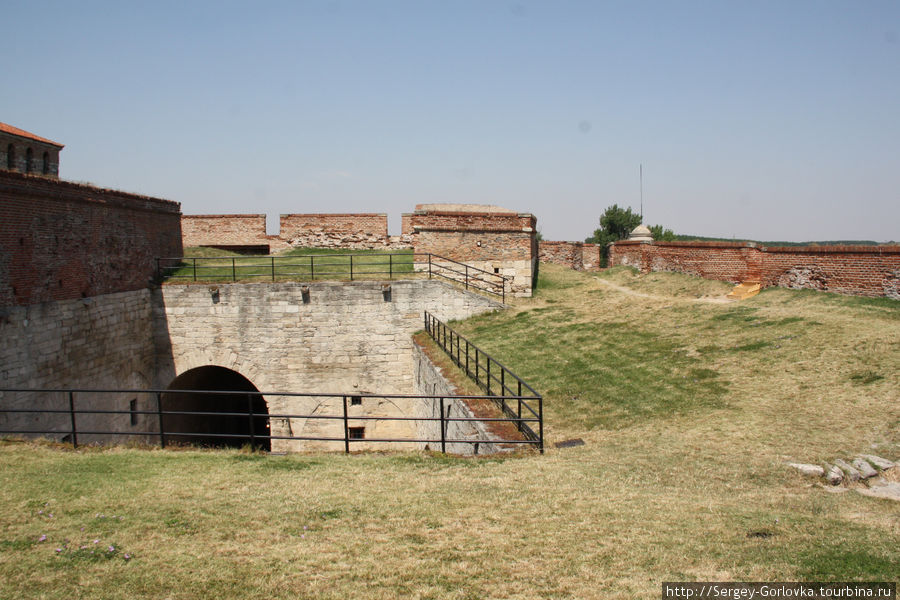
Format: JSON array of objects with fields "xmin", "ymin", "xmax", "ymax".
[
  {"xmin": 833, "ymin": 459, "xmax": 861, "ymax": 482},
  {"xmin": 859, "ymin": 455, "xmax": 896, "ymax": 471},
  {"xmin": 824, "ymin": 464, "xmax": 843, "ymax": 486},
  {"xmin": 856, "ymin": 481, "xmax": 900, "ymax": 502},
  {"xmin": 787, "ymin": 463, "xmax": 825, "ymax": 478},
  {"xmin": 851, "ymin": 458, "xmax": 879, "ymax": 480}
]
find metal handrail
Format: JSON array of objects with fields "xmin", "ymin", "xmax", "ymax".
[
  {"xmin": 423, "ymin": 312, "xmax": 543, "ymax": 451},
  {"xmin": 0, "ymin": 388, "xmax": 541, "ymax": 455},
  {"xmin": 156, "ymin": 252, "xmax": 508, "ymax": 302}
]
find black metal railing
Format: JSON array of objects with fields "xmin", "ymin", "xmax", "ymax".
[
  {"xmin": 0, "ymin": 389, "xmax": 542, "ymax": 454},
  {"xmin": 423, "ymin": 312, "xmax": 543, "ymax": 450},
  {"xmin": 156, "ymin": 252, "xmax": 508, "ymax": 302}
]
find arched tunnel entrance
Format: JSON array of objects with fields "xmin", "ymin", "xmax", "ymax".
[{"xmin": 162, "ymin": 366, "xmax": 270, "ymax": 451}]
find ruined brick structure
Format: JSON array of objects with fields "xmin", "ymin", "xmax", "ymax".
[
  {"xmin": 539, "ymin": 241, "xmax": 602, "ymax": 271},
  {"xmin": 405, "ymin": 204, "xmax": 538, "ymax": 297},
  {"xmin": 0, "ymin": 169, "xmax": 182, "ymax": 306},
  {"xmin": 182, "ymin": 213, "xmax": 409, "ymax": 252},
  {"xmin": 279, "ymin": 213, "xmax": 397, "ymax": 249},
  {"xmin": 181, "ymin": 214, "xmax": 287, "ymax": 253},
  {"xmin": 181, "ymin": 204, "xmax": 538, "ymax": 296},
  {"xmin": 0, "ymin": 122, "xmax": 63, "ymax": 179},
  {"xmin": 608, "ymin": 240, "xmax": 900, "ymax": 299}
]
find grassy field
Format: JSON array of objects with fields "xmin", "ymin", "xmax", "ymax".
[
  {"xmin": 2, "ymin": 264, "xmax": 898, "ymax": 599},
  {"xmin": 160, "ymin": 246, "xmax": 416, "ymax": 283}
]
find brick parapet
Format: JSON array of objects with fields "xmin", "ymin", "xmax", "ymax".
[{"xmin": 0, "ymin": 170, "xmax": 182, "ymax": 307}]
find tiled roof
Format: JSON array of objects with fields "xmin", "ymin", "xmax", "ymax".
[{"xmin": 0, "ymin": 122, "xmax": 64, "ymax": 147}]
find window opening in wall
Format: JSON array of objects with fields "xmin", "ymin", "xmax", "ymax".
[
  {"xmin": 42, "ymin": 152, "xmax": 49, "ymax": 174},
  {"xmin": 350, "ymin": 396, "xmax": 362, "ymax": 406},
  {"xmin": 348, "ymin": 427, "xmax": 365, "ymax": 439},
  {"xmin": 129, "ymin": 399, "xmax": 138, "ymax": 426},
  {"xmin": 25, "ymin": 148, "xmax": 33, "ymax": 173},
  {"xmin": 494, "ymin": 267, "xmax": 500, "ymax": 274},
  {"xmin": 6, "ymin": 144, "xmax": 14, "ymax": 170}
]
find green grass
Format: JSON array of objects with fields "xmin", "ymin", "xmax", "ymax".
[
  {"xmin": 161, "ymin": 246, "xmax": 415, "ymax": 283},
  {"xmin": 2, "ymin": 264, "xmax": 899, "ymax": 598}
]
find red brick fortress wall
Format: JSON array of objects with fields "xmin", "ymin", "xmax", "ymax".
[
  {"xmin": 608, "ymin": 240, "xmax": 900, "ymax": 299},
  {"xmin": 408, "ymin": 206, "xmax": 537, "ymax": 296},
  {"xmin": 0, "ymin": 170, "xmax": 182, "ymax": 306},
  {"xmin": 279, "ymin": 213, "xmax": 393, "ymax": 249},
  {"xmin": 181, "ymin": 214, "xmax": 284, "ymax": 251}
]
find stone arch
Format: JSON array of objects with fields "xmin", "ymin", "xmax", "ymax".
[
  {"xmin": 25, "ymin": 147, "xmax": 33, "ymax": 173},
  {"xmin": 162, "ymin": 365, "xmax": 270, "ymax": 451},
  {"xmin": 42, "ymin": 151, "xmax": 50, "ymax": 174},
  {"xmin": 6, "ymin": 144, "xmax": 15, "ymax": 170}
]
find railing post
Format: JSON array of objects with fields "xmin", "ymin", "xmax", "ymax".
[
  {"xmin": 231, "ymin": 257, "xmax": 236, "ymax": 281},
  {"xmin": 271, "ymin": 256, "xmax": 276, "ymax": 281},
  {"xmin": 156, "ymin": 392, "xmax": 166, "ymax": 449},
  {"xmin": 475, "ymin": 347, "xmax": 480, "ymax": 383},
  {"xmin": 350, "ymin": 255, "xmax": 354, "ymax": 281},
  {"xmin": 465, "ymin": 340, "xmax": 470, "ymax": 377},
  {"xmin": 501, "ymin": 369, "xmax": 506, "ymax": 397},
  {"xmin": 465, "ymin": 264, "xmax": 469, "ymax": 290},
  {"xmin": 389, "ymin": 254, "xmax": 393, "ymax": 279},
  {"xmin": 192, "ymin": 258, "xmax": 197, "ymax": 282},
  {"xmin": 342, "ymin": 395, "xmax": 349, "ymax": 454},
  {"xmin": 310, "ymin": 255, "xmax": 315, "ymax": 280},
  {"xmin": 439, "ymin": 397, "xmax": 446, "ymax": 454},
  {"xmin": 538, "ymin": 396, "xmax": 544, "ymax": 454},
  {"xmin": 486, "ymin": 359, "xmax": 491, "ymax": 395},
  {"xmin": 68, "ymin": 391, "xmax": 78, "ymax": 449},
  {"xmin": 247, "ymin": 394, "xmax": 256, "ymax": 449},
  {"xmin": 517, "ymin": 381, "xmax": 523, "ymax": 432},
  {"xmin": 428, "ymin": 254, "xmax": 432, "ymax": 279}
]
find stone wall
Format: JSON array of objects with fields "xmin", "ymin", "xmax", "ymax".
[
  {"xmin": 0, "ymin": 170, "xmax": 183, "ymax": 306},
  {"xmin": 154, "ymin": 279, "xmax": 503, "ymax": 452},
  {"xmin": 608, "ymin": 240, "xmax": 900, "ymax": 299},
  {"xmin": 0, "ymin": 289, "xmax": 162, "ymax": 443},
  {"xmin": 411, "ymin": 343, "xmax": 504, "ymax": 455},
  {"xmin": 539, "ymin": 241, "xmax": 602, "ymax": 271}
]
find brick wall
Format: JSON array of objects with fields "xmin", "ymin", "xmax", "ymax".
[
  {"xmin": 409, "ymin": 208, "xmax": 537, "ymax": 296},
  {"xmin": 279, "ymin": 213, "xmax": 393, "ymax": 249},
  {"xmin": 539, "ymin": 241, "xmax": 602, "ymax": 271},
  {"xmin": 181, "ymin": 214, "xmax": 286, "ymax": 252},
  {"xmin": 608, "ymin": 240, "xmax": 900, "ymax": 299},
  {"xmin": 1, "ymin": 132, "xmax": 61, "ymax": 179},
  {"xmin": 0, "ymin": 170, "xmax": 182, "ymax": 306}
]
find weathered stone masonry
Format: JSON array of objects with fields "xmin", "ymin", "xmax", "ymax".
[
  {"xmin": 609, "ymin": 240, "xmax": 900, "ymax": 299},
  {"xmin": 539, "ymin": 241, "xmax": 602, "ymax": 271},
  {"xmin": 153, "ymin": 279, "xmax": 503, "ymax": 452}
]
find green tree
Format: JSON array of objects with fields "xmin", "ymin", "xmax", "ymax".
[
  {"xmin": 648, "ymin": 224, "xmax": 675, "ymax": 241},
  {"xmin": 585, "ymin": 205, "xmax": 676, "ymax": 265}
]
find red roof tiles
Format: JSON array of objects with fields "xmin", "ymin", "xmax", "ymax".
[{"xmin": 0, "ymin": 122, "xmax": 64, "ymax": 147}]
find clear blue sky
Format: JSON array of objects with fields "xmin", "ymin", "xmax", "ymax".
[{"xmin": 4, "ymin": 1, "xmax": 898, "ymax": 242}]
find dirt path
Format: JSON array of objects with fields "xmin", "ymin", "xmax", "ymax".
[{"xmin": 592, "ymin": 276, "xmax": 734, "ymax": 304}]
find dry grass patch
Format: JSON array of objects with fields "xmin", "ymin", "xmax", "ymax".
[{"xmin": 2, "ymin": 264, "xmax": 898, "ymax": 598}]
